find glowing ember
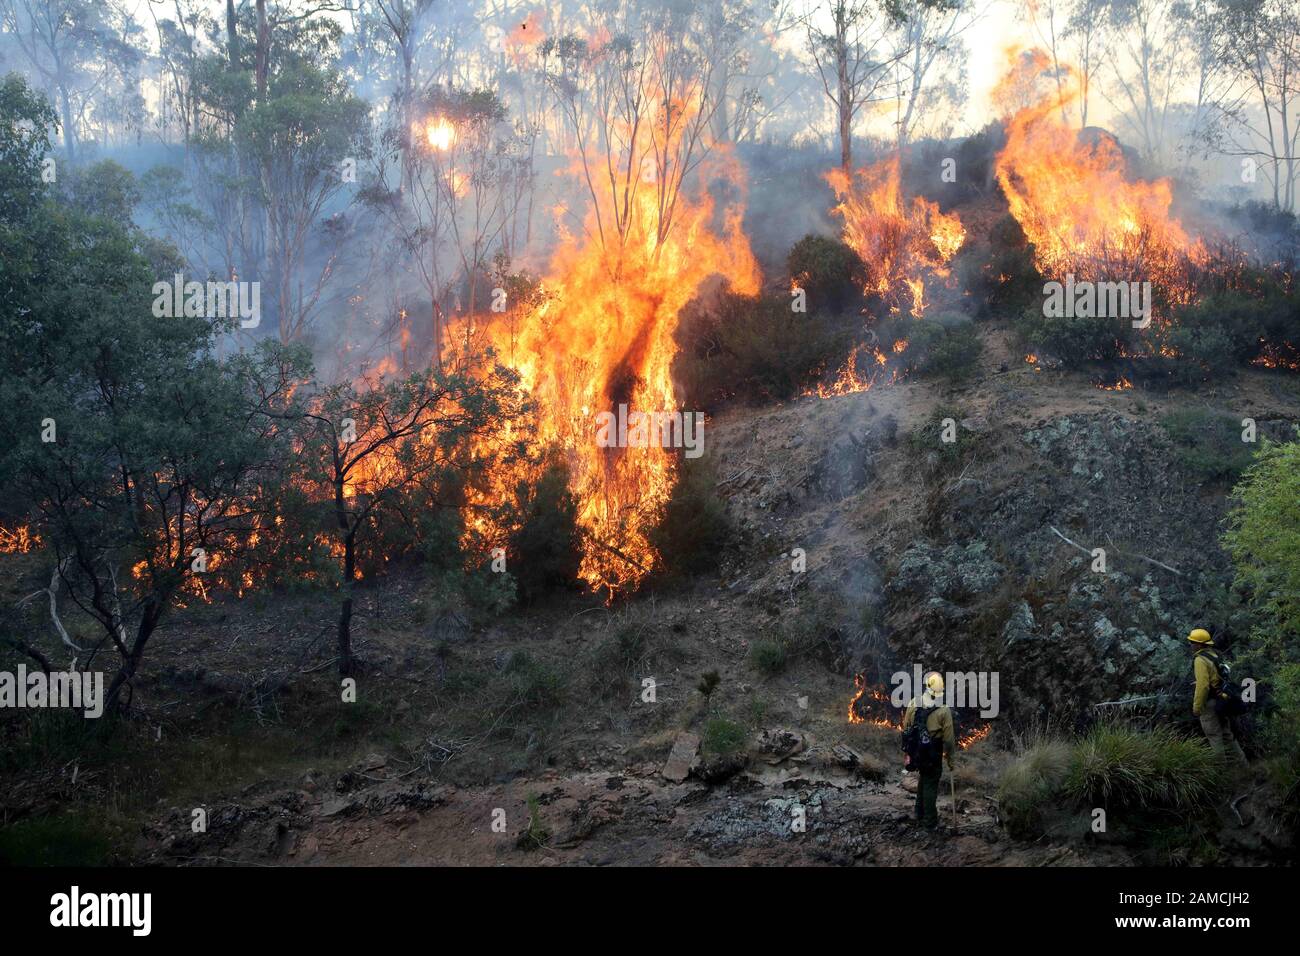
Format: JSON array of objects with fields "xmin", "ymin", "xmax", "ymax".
[
  {"xmin": 1096, "ymin": 375, "xmax": 1134, "ymax": 391},
  {"xmin": 848, "ymin": 675, "xmax": 991, "ymax": 750},
  {"xmin": 847, "ymin": 674, "xmax": 898, "ymax": 728},
  {"xmin": 1252, "ymin": 341, "xmax": 1300, "ymax": 371},
  {"xmin": 804, "ymin": 343, "xmax": 894, "ymax": 398},
  {"xmin": 0, "ymin": 524, "xmax": 39, "ymax": 554}
]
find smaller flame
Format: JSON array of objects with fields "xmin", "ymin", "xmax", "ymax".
[
  {"xmin": 1096, "ymin": 375, "xmax": 1133, "ymax": 391},
  {"xmin": 0, "ymin": 524, "xmax": 39, "ymax": 554}
]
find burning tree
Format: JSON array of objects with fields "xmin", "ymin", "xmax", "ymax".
[
  {"xmin": 460, "ymin": 3, "xmax": 761, "ymax": 598},
  {"xmin": 289, "ymin": 355, "xmax": 527, "ymax": 675},
  {"xmin": 0, "ymin": 77, "xmax": 304, "ymax": 711},
  {"xmin": 11, "ymin": 332, "xmax": 305, "ymax": 710}
]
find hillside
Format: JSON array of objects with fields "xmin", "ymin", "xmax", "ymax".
[{"xmin": 5, "ymin": 330, "xmax": 1295, "ymax": 867}]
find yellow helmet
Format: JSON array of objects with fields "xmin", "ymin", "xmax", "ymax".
[
  {"xmin": 1187, "ymin": 628, "xmax": 1213, "ymax": 644},
  {"xmin": 925, "ymin": 672, "xmax": 945, "ymax": 693}
]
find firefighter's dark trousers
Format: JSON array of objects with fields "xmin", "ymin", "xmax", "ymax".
[
  {"xmin": 915, "ymin": 765, "xmax": 943, "ymax": 828},
  {"xmin": 1199, "ymin": 709, "xmax": 1248, "ymax": 767}
]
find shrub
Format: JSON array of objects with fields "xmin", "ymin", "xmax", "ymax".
[
  {"xmin": 748, "ymin": 638, "xmax": 789, "ymax": 675},
  {"xmin": 896, "ymin": 313, "xmax": 983, "ymax": 385},
  {"xmin": 1065, "ymin": 724, "xmax": 1226, "ymax": 811},
  {"xmin": 1171, "ymin": 289, "xmax": 1296, "ymax": 371},
  {"xmin": 701, "ymin": 716, "xmax": 747, "ymax": 755},
  {"xmin": 506, "ymin": 459, "xmax": 583, "ymax": 603},
  {"xmin": 516, "ymin": 792, "xmax": 549, "ymax": 850},
  {"xmin": 907, "ymin": 404, "xmax": 977, "ymax": 472},
  {"xmin": 675, "ymin": 291, "xmax": 855, "ymax": 407},
  {"xmin": 1223, "ymin": 434, "xmax": 1300, "ymax": 656},
  {"xmin": 1016, "ymin": 307, "xmax": 1133, "ymax": 365},
  {"xmin": 996, "ymin": 740, "xmax": 1072, "ymax": 838},
  {"xmin": 998, "ymin": 724, "xmax": 1228, "ymax": 839},
  {"xmin": 960, "ymin": 214, "xmax": 1043, "ymax": 318},
  {"xmin": 1160, "ymin": 408, "xmax": 1258, "ymax": 485},
  {"xmin": 584, "ymin": 621, "xmax": 652, "ymax": 700},
  {"xmin": 502, "ymin": 651, "xmax": 566, "ymax": 709},
  {"xmin": 787, "ymin": 233, "xmax": 862, "ymax": 312},
  {"xmin": 647, "ymin": 455, "xmax": 731, "ymax": 578}
]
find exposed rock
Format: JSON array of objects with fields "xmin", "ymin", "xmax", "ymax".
[{"xmin": 661, "ymin": 732, "xmax": 700, "ymax": 783}]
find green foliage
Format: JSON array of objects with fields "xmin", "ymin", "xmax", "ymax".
[
  {"xmin": 1171, "ymin": 287, "xmax": 1297, "ymax": 373},
  {"xmin": 1065, "ymin": 724, "xmax": 1226, "ymax": 810},
  {"xmin": 701, "ymin": 716, "xmax": 747, "ymax": 756},
  {"xmin": 1016, "ymin": 307, "xmax": 1131, "ymax": 365},
  {"xmin": 584, "ymin": 621, "xmax": 653, "ymax": 700},
  {"xmin": 1223, "ymin": 435, "xmax": 1300, "ymax": 658},
  {"xmin": 959, "ymin": 214, "xmax": 1043, "ymax": 318},
  {"xmin": 518, "ymin": 792, "xmax": 550, "ymax": 850},
  {"xmin": 647, "ymin": 455, "xmax": 731, "ymax": 579},
  {"xmin": 787, "ymin": 233, "xmax": 861, "ymax": 312},
  {"xmin": 999, "ymin": 725, "xmax": 1228, "ymax": 839},
  {"xmin": 893, "ymin": 313, "xmax": 983, "ymax": 385},
  {"xmin": 507, "ymin": 460, "xmax": 583, "ymax": 603},
  {"xmin": 1160, "ymin": 408, "xmax": 1258, "ymax": 485},
  {"xmin": 60, "ymin": 160, "xmax": 141, "ymax": 222},
  {"xmin": 748, "ymin": 638, "xmax": 789, "ymax": 675},
  {"xmin": 0, "ymin": 814, "xmax": 117, "ymax": 867},
  {"xmin": 907, "ymin": 404, "xmax": 976, "ymax": 472},
  {"xmin": 502, "ymin": 651, "xmax": 566, "ymax": 710},
  {"xmin": 697, "ymin": 670, "xmax": 721, "ymax": 699},
  {"xmin": 675, "ymin": 291, "xmax": 855, "ymax": 407},
  {"xmin": 996, "ymin": 740, "xmax": 1072, "ymax": 838}
]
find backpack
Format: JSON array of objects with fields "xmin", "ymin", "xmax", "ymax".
[
  {"xmin": 1201, "ymin": 650, "xmax": 1248, "ymax": 717},
  {"xmin": 902, "ymin": 705, "xmax": 945, "ymax": 771}
]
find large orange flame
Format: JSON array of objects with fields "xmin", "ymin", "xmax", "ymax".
[
  {"xmin": 826, "ymin": 157, "xmax": 965, "ymax": 319},
  {"xmin": 993, "ymin": 49, "xmax": 1203, "ymax": 305},
  {"xmin": 469, "ymin": 103, "xmax": 759, "ymax": 598}
]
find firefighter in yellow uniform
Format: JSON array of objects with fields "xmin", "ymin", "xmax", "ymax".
[
  {"xmin": 902, "ymin": 672, "xmax": 957, "ymax": 830},
  {"xmin": 1188, "ymin": 628, "xmax": 1248, "ymax": 767}
]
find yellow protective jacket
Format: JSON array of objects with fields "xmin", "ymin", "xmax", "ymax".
[
  {"xmin": 902, "ymin": 696, "xmax": 956, "ymax": 765},
  {"xmin": 1193, "ymin": 649, "xmax": 1222, "ymax": 717}
]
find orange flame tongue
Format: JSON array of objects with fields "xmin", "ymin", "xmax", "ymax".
[
  {"xmin": 993, "ymin": 49, "xmax": 1202, "ymax": 300},
  {"xmin": 511, "ymin": 183, "xmax": 756, "ymax": 596},
  {"xmin": 826, "ymin": 157, "xmax": 965, "ymax": 318}
]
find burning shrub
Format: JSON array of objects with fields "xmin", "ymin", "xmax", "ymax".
[
  {"xmin": 958, "ymin": 214, "xmax": 1043, "ymax": 319},
  {"xmin": 786, "ymin": 233, "xmax": 862, "ymax": 313},
  {"xmin": 1015, "ymin": 307, "xmax": 1135, "ymax": 367},
  {"xmin": 826, "ymin": 156, "xmax": 966, "ymax": 319},
  {"xmin": 1171, "ymin": 287, "xmax": 1298, "ymax": 374}
]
